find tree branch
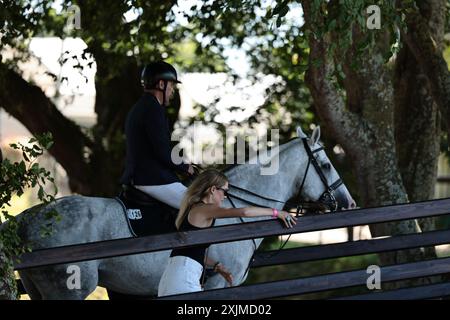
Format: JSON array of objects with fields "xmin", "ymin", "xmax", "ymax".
[
  {"xmin": 302, "ymin": 1, "xmax": 366, "ymax": 151},
  {"xmin": 0, "ymin": 65, "xmax": 93, "ymax": 193}
]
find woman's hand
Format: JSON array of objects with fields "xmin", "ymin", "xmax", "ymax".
[
  {"xmin": 215, "ymin": 263, "xmax": 233, "ymax": 286},
  {"xmin": 277, "ymin": 210, "xmax": 297, "ymax": 228}
]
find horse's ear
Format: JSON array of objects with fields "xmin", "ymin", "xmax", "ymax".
[
  {"xmin": 310, "ymin": 126, "xmax": 321, "ymax": 146},
  {"xmin": 296, "ymin": 126, "xmax": 307, "ymax": 138}
]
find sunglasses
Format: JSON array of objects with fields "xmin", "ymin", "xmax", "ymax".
[{"xmin": 217, "ymin": 187, "xmax": 229, "ymax": 194}]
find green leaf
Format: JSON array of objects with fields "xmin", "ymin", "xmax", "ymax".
[
  {"xmin": 328, "ymin": 19, "xmax": 337, "ymax": 32},
  {"xmin": 38, "ymin": 186, "xmax": 44, "ymax": 200},
  {"xmin": 313, "ymin": 0, "xmax": 322, "ymax": 11},
  {"xmin": 358, "ymin": 14, "xmax": 365, "ymax": 28},
  {"xmin": 272, "ymin": 3, "xmax": 284, "ymax": 16},
  {"xmin": 278, "ymin": 5, "xmax": 289, "ymax": 18},
  {"xmin": 22, "ymin": 151, "xmax": 30, "ymax": 162},
  {"xmin": 276, "ymin": 16, "xmax": 282, "ymax": 28},
  {"xmin": 44, "ymin": 140, "xmax": 54, "ymax": 150},
  {"xmin": 18, "ymin": 161, "xmax": 26, "ymax": 174}
]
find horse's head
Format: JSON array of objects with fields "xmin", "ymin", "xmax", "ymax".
[{"xmin": 294, "ymin": 126, "xmax": 356, "ymax": 212}]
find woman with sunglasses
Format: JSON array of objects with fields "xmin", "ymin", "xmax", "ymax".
[{"xmin": 158, "ymin": 169, "xmax": 297, "ymax": 297}]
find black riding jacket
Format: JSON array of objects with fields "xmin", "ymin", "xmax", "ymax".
[{"xmin": 120, "ymin": 93, "xmax": 189, "ymax": 186}]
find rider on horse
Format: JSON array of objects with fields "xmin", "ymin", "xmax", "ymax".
[{"xmin": 120, "ymin": 61, "xmax": 194, "ymax": 209}]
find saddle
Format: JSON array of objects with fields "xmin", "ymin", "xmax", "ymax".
[{"xmin": 116, "ymin": 185, "xmax": 178, "ymax": 237}]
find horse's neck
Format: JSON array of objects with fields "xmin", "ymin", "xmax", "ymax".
[{"xmin": 222, "ymin": 139, "xmax": 305, "ymax": 222}]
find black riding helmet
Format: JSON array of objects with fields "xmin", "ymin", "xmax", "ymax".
[
  {"xmin": 141, "ymin": 61, "xmax": 181, "ymax": 89},
  {"xmin": 141, "ymin": 61, "xmax": 181, "ymax": 106}
]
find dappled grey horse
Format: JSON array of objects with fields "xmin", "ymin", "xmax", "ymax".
[{"xmin": 15, "ymin": 126, "xmax": 355, "ymax": 299}]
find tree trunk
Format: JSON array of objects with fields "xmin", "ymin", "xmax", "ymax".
[
  {"xmin": 395, "ymin": 47, "xmax": 440, "ymax": 203},
  {"xmin": 395, "ymin": 0, "xmax": 445, "ymax": 236}
]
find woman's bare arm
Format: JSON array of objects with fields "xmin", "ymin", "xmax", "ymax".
[{"xmin": 192, "ymin": 204, "xmax": 297, "ymax": 228}]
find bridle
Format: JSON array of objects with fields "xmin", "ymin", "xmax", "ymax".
[{"xmin": 297, "ymin": 137, "xmax": 343, "ymax": 212}]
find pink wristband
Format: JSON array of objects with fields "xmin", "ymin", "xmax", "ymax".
[{"xmin": 272, "ymin": 208, "xmax": 279, "ymax": 218}]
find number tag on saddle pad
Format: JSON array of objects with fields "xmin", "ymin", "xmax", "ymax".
[
  {"xmin": 116, "ymin": 192, "xmax": 178, "ymax": 237},
  {"xmin": 127, "ymin": 209, "xmax": 142, "ymax": 220}
]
